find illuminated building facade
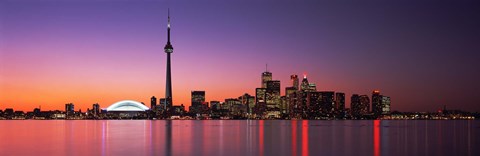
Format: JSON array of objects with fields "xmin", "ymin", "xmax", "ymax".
[
  {"xmin": 266, "ymin": 80, "xmax": 281, "ymax": 108},
  {"xmin": 382, "ymin": 96, "xmax": 391, "ymax": 115}
]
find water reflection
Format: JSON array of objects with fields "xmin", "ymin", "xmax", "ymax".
[
  {"xmin": 374, "ymin": 120, "xmax": 380, "ymax": 156},
  {"xmin": 0, "ymin": 120, "xmax": 477, "ymax": 156},
  {"xmin": 302, "ymin": 120, "xmax": 309, "ymax": 156}
]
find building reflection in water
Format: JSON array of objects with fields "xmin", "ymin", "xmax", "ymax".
[
  {"xmin": 165, "ymin": 120, "xmax": 172, "ymax": 156},
  {"xmin": 0, "ymin": 120, "xmax": 471, "ymax": 156}
]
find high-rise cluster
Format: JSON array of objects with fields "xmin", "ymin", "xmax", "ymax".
[{"xmin": 185, "ymin": 67, "xmax": 392, "ymax": 119}]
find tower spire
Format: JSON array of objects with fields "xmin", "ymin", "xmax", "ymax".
[
  {"xmin": 164, "ymin": 8, "xmax": 173, "ymax": 52},
  {"xmin": 167, "ymin": 8, "xmax": 171, "ymax": 44},
  {"xmin": 164, "ymin": 9, "xmax": 174, "ymax": 111}
]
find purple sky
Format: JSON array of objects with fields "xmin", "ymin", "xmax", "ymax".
[{"xmin": 1, "ymin": 0, "xmax": 480, "ymax": 112}]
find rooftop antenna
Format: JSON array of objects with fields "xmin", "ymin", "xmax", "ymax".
[{"xmin": 266, "ymin": 64, "xmax": 268, "ymax": 72}]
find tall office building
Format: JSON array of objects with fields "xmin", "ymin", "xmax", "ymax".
[
  {"xmin": 359, "ymin": 95, "xmax": 370, "ymax": 114},
  {"xmin": 65, "ymin": 103, "xmax": 74, "ymax": 115},
  {"xmin": 335, "ymin": 92, "xmax": 345, "ymax": 112},
  {"xmin": 164, "ymin": 10, "xmax": 174, "ymax": 110},
  {"xmin": 255, "ymin": 88, "xmax": 267, "ymax": 114},
  {"xmin": 266, "ymin": 80, "xmax": 281, "ymax": 108},
  {"xmin": 150, "ymin": 96, "xmax": 157, "ymax": 110},
  {"xmin": 320, "ymin": 91, "xmax": 335, "ymax": 114},
  {"xmin": 191, "ymin": 91, "xmax": 206, "ymax": 113},
  {"xmin": 92, "ymin": 103, "xmax": 100, "ymax": 115},
  {"xmin": 261, "ymin": 66, "xmax": 272, "ymax": 88},
  {"xmin": 239, "ymin": 93, "xmax": 255, "ymax": 114},
  {"xmin": 350, "ymin": 94, "xmax": 361, "ymax": 117},
  {"xmin": 381, "ymin": 96, "xmax": 391, "ymax": 115},
  {"xmin": 159, "ymin": 98, "xmax": 166, "ymax": 110},
  {"xmin": 372, "ymin": 90, "xmax": 382, "ymax": 116},
  {"xmin": 306, "ymin": 92, "xmax": 321, "ymax": 115},
  {"xmin": 290, "ymin": 75, "xmax": 299, "ymax": 90},
  {"xmin": 300, "ymin": 75, "xmax": 310, "ymax": 91}
]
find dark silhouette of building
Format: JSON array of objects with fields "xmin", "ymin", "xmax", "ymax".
[
  {"xmin": 190, "ymin": 91, "xmax": 206, "ymax": 114},
  {"xmin": 335, "ymin": 92, "xmax": 345, "ymax": 112},
  {"xmin": 359, "ymin": 95, "xmax": 370, "ymax": 115},
  {"xmin": 306, "ymin": 91, "xmax": 321, "ymax": 118},
  {"xmin": 164, "ymin": 10, "xmax": 174, "ymax": 110},
  {"xmin": 351, "ymin": 94, "xmax": 361, "ymax": 117},
  {"xmin": 150, "ymin": 96, "xmax": 157, "ymax": 110},
  {"xmin": 160, "ymin": 98, "xmax": 166, "ymax": 111},
  {"xmin": 65, "ymin": 103, "xmax": 74, "ymax": 115},
  {"xmin": 372, "ymin": 90, "xmax": 382, "ymax": 117},
  {"xmin": 210, "ymin": 101, "xmax": 221, "ymax": 111},
  {"xmin": 92, "ymin": 103, "xmax": 100, "ymax": 115},
  {"xmin": 320, "ymin": 91, "xmax": 335, "ymax": 115}
]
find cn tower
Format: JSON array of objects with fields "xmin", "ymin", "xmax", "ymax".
[{"xmin": 164, "ymin": 9, "xmax": 173, "ymax": 110}]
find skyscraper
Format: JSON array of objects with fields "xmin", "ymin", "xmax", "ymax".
[
  {"xmin": 164, "ymin": 10, "xmax": 174, "ymax": 110},
  {"xmin": 290, "ymin": 74, "xmax": 299, "ymax": 90},
  {"xmin": 92, "ymin": 103, "xmax": 100, "ymax": 115},
  {"xmin": 359, "ymin": 95, "xmax": 370, "ymax": 114},
  {"xmin": 372, "ymin": 90, "xmax": 382, "ymax": 116},
  {"xmin": 191, "ymin": 91, "xmax": 206, "ymax": 113},
  {"xmin": 320, "ymin": 91, "xmax": 335, "ymax": 114},
  {"xmin": 65, "ymin": 103, "xmax": 74, "ymax": 115},
  {"xmin": 261, "ymin": 66, "xmax": 272, "ymax": 88},
  {"xmin": 150, "ymin": 96, "xmax": 157, "ymax": 110},
  {"xmin": 266, "ymin": 80, "xmax": 281, "ymax": 108},
  {"xmin": 381, "ymin": 96, "xmax": 391, "ymax": 115},
  {"xmin": 335, "ymin": 92, "xmax": 345, "ymax": 112},
  {"xmin": 239, "ymin": 93, "xmax": 255, "ymax": 114},
  {"xmin": 300, "ymin": 74, "xmax": 310, "ymax": 91},
  {"xmin": 351, "ymin": 94, "xmax": 361, "ymax": 117},
  {"xmin": 255, "ymin": 88, "xmax": 267, "ymax": 114}
]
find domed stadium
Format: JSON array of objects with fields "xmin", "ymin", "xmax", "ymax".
[
  {"xmin": 106, "ymin": 100, "xmax": 150, "ymax": 112},
  {"xmin": 105, "ymin": 100, "xmax": 150, "ymax": 119}
]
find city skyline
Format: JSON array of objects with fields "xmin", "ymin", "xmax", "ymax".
[{"xmin": 1, "ymin": 0, "xmax": 480, "ymax": 112}]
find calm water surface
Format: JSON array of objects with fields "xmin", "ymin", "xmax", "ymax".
[{"xmin": 0, "ymin": 120, "xmax": 478, "ymax": 156}]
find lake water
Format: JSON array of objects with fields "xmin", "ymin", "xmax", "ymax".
[{"xmin": 0, "ymin": 120, "xmax": 478, "ymax": 156}]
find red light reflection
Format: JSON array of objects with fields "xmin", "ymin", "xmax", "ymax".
[
  {"xmin": 292, "ymin": 120, "xmax": 297, "ymax": 156},
  {"xmin": 259, "ymin": 120, "xmax": 264, "ymax": 156},
  {"xmin": 374, "ymin": 120, "xmax": 380, "ymax": 156},
  {"xmin": 302, "ymin": 120, "xmax": 309, "ymax": 156}
]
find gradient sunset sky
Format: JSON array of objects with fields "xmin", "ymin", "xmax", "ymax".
[{"xmin": 1, "ymin": 0, "xmax": 479, "ymax": 112}]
